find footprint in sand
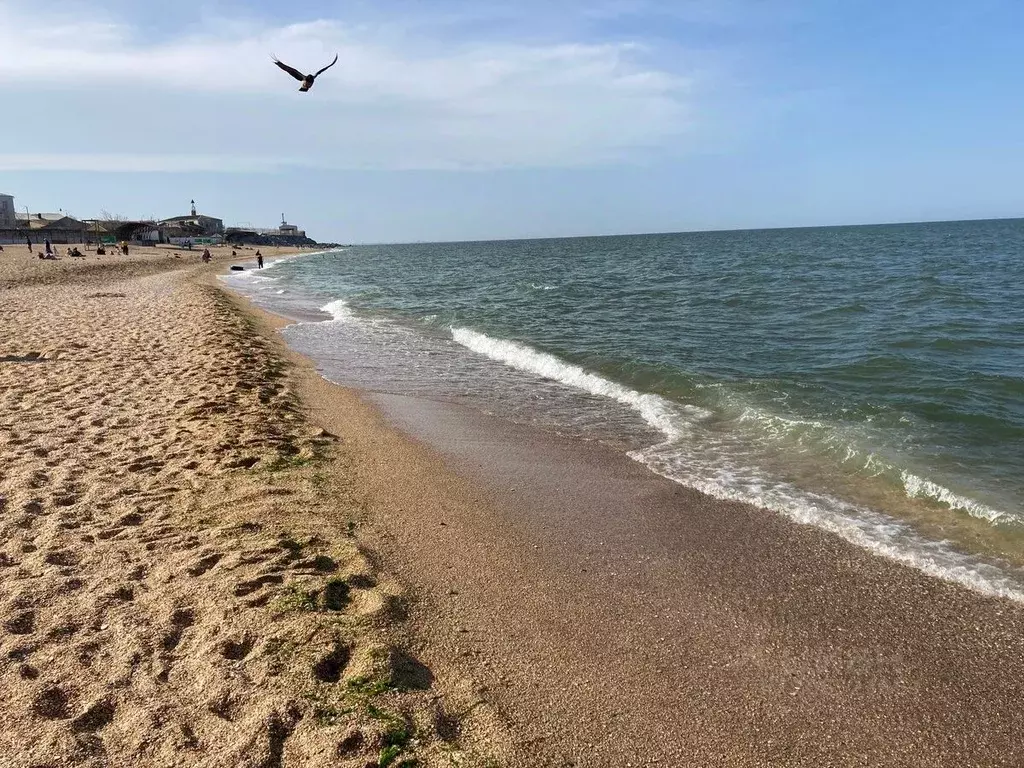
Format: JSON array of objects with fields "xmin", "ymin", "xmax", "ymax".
[
  {"xmin": 46, "ymin": 621, "xmax": 81, "ymax": 641},
  {"xmin": 233, "ymin": 573, "xmax": 284, "ymax": 597},
  {"xmin": 75, "ymin": 640, "xmax": 102, "ymax": 668},
  {"xmin": 5, "ymin": 610, "xmax": 35, "ymax": 635},
  {"xmin": 57, "ymin": 577, "xmax": 85, "ymax": 594},
  {"xmin": 162, "ymin": 608, "xmax": 195, "ymax": 652},
  {"xmin": 22, "ymin": 499, "xmax": 43, "ymax": 515},
  {"xmin": 187, "ymin": 552, "xmax": 223, "ymax": 577},
  {"xmin": 31, "ymin": 686, "xmax": 75, "ymax": 720},
  {"xmin": 19, "ymin": 664, "xmax": 40, "ymax": 680},
  {"xmin": 71, "ymin": 697, "xmax": 116, "ymax": 733},
  {"xmin": 312, "ymin": 642, "xmax": 352, "ymax": 683},
  {"xmin": 219, "ymin": 634, "xmax": 256, "ymax": 661},
  {"xmin": 44, "ymin": 549, "xmax": 81, "ymax": 567},
  {"xmin": 106, "ymin": 585, "xmax": 135, "ymax": 602},
  {"xmin": 117, "ymin": 512, "xmax": 144, "ymax": 527},
  {"xmin": 51, "ymin": 492, "xmax": 79, "ymax": 508}
]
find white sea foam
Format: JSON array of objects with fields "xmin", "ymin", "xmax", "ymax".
[
  {"xmin": 452, "ymin": 326, "xmax": 1024, "ymax": 603},
  {"xmin": 320, "ymin": 298, "xmax": 356, "ymax": 322},
  {"xmin": 637, "ymin": 446, "xmax": 1024, "ymax": 602},
  {"xmin": 737, "ymin": 404, "xmax": 1019, "ymax": 527},
  {"xmin": 451, "ymin": 327, "xmax": 708, "ymax": 441},
  {"xmin": 261, "ymin": 249, "xmax": 333, "ymax": 271},
  {"xmin": 217, "ymin": 249, "xmax": 316, "ymax": 288},
  {"xmin": 901, "ymin": 471, "xmax": 1011, "ymax": 525}
]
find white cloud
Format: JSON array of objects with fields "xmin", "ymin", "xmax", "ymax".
[{"xmin": 0, "ymin": 1, "xmax": 701, "ymax": 172}]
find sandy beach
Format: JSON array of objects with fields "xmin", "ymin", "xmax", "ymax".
[
  {"xmin": 4, "ymin": 246, "xmax": 1024, "ymax": 767},
  {"xmin": 0, "ymin": 250, "xmax": 510, "ymax": 767},
  {"xmin": 0, "ymin": 243, "xmax": 301, "ymax": 290}
]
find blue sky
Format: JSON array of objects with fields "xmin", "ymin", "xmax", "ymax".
[{"xmin": 1, "ymin": 0, "xmax": 1022, "ymax": 242}]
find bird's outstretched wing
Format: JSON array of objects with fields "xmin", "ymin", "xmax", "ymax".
[
  {"xmin": 314, "ymin": 54, "xmax": 339, "ymax": 77},
  {"xmin": 272, "ymin": 56, "xmax": 306, "ymax": 82}
]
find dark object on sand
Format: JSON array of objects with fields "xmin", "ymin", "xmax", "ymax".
[
  {"xmin": 230, "ymin": 265, "xmax": 245, "ymax": 271},
  {"xmin": 272, "ymin": 53, "xmax": 338, "ymax": 92}
]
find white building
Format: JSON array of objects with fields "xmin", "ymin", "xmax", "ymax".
[
  {"xmin": 0, "ymin": 193, "xmax": 14, "ymax": 228},
  {"xmin": 279, "ymin": 214, "xmax": 305, "ymax": 237},
  {"xmin": 159, "ymin": 200, "xmax": 224, "ymax": 237}
]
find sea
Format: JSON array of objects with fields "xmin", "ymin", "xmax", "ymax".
[{"xmin": 222, "ymin": 219, "xmax": 1024, "ymax": 601}]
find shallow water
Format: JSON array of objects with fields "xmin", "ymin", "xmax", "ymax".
[{"xmin": 223, "ymin": 219, "xmax": 1024, "ymax": 599}]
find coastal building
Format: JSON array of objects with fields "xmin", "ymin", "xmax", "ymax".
[
  {"xmin": 13, "ymin": 211, "xmax": 87, "ymax": 244},
  {"xmin": 221, "ymin": 212, "xmax": 313, "ymax": 245},
  {"xmin": 80, "ymin": 219, "xmax": 201, "ymax": 246},
  {"xmin": 159, "ymin": 200, "xmax": 224, "ymax": 237},
  {"xmin": 278, "ymin": 214, "xmax": 306, "ymax": 238},
  {"xmin": 0, "ymin": 193, "xmax": 14, "ymax": 228},
  {"xmin": 80, "ymin": 219, "xmax": 119, "ymax": 244},
  {"xmin": 16, "ymin": 212, "xmax": 86, "ymax": 230}
]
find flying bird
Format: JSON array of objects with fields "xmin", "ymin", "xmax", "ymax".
[{"xmin": 272, "ymin": 53, "xmax": 339, "ymax": 92}]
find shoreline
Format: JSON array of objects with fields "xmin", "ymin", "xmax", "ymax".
[
  {"xmin": 221, "ymin": 269, "xmax": 1024, "ymax": 765},
  {"xmin": 3, "ymin": 248, "xmax": 1024, "ymax": 765},
  {"xmin": 219, "ymin": 249, "xmax": 1024, "ymax": 601}
]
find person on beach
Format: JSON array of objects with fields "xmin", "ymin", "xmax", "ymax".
[
  {"xmin": 44, "ymin": 239, "xmax": 52, "ymax": 258},
  {"xmin": 256, "ymin": 251, "xmax": 264, "ymax": 269},
  {"xmin": 202, "ymin": 249, "xmax": 211, "ymax": 263},
  {"xmin": 26, "ymin": 235, "xmax": 31, "ymax": 252}
]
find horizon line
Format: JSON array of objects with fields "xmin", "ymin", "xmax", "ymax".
[{"xmin": 338, "ymin": 214, "xmax": 1024, "ymax": 247}]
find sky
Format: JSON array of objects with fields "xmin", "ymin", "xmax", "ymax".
[{"xmin": 1, "ymin": 0, "xmax": 1023, "ymax": 242}]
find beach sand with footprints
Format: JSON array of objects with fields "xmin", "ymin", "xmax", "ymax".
[{"xmin": 0, "ymin": 250, "xmax": 510, "ymax": 767}]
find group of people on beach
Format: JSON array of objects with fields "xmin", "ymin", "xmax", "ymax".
[
  {"xmin": 13, "ymin": 236, "xmax": 267, "ymax": 267},
  {"xmin": 23, "ymin": 235, "xmax": 130, "ymax": 259},
  {"xmin": 30, "ymin": 236, "xmax": 57, "ymax": 260}
]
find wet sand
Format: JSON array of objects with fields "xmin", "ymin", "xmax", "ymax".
[
  {"xmin": 354, "ymin": 393, "xmax": 1024, "ymax": 765},
  {"xmin": 241, "ymin": 299, "xmax": 1024, "ymax": 765}
]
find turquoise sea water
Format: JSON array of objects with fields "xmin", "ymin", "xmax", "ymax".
[{"xmin": 224, "ymin": 219, "xmax": 1024, "ymax": 599}]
